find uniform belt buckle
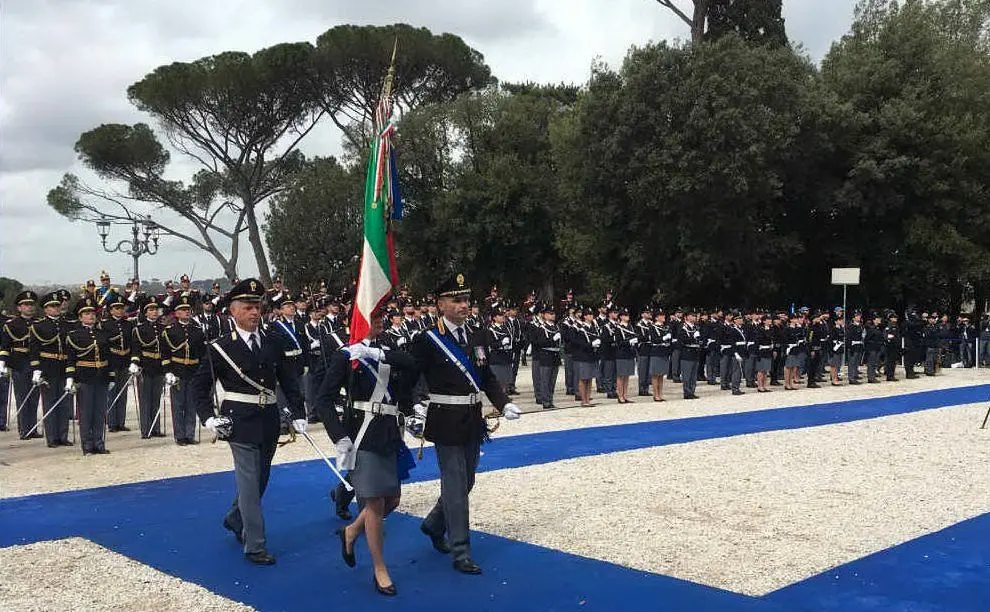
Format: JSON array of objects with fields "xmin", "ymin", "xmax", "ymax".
[
  {"xmin": 369, "ymin": 401, "xmax": 384, "ymax": 415},
  {"xmin": 468, "ymin": 393, "xmax": 480, "ymax": 405}
]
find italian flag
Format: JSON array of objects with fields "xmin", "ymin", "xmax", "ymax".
[{"xmin": 349, "ymin": 125, "xmax": 402, "ymax": 344}]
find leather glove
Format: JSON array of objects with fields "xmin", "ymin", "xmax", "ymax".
[
  {"xmin": 32, "ymin": 370, "xmax": 42, "ymax": 384},
  {"xmin": 413, "ymin": 403, "xmax": 427, "ymax": 419},
  {"xmin": 591, "ymin": 339, "xmax": 601, "ymax": 348},
  {"xmin": 629, "ymin": 337, "xmax": 639, "ymax": 346},
  {"xmin": 128, "ymin": 363, "xmax": 141, "ymax": 375},
  {"xmin": 64, "ymin": 377, "xmax": 75, "ymax": 393},
  {"xmin": 553, "ymin": 332, "xmax": 561, "ymax": 342},
  {"xmin": 164, "ymin": 372, "xmax": 178, "ymax": 386},
  {"xmin": 502, "ymin": 403, "xmax": 522, "ymax": 420},
  {"xmin": 292, "ymin": 419, "xmax": 307, "ymax": 434}
]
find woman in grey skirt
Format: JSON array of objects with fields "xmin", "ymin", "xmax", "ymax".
[
  {"xmin": 649, "ymin": 310, "xmax": 672, "ymax": 401},
  {"xmin": 570, "ymin": 307, "xmax": 601, "ymax": 407},
  {"xmin": 754, "ymin": 314, "xmax": 774, "ymax": 392},
  {"xmin": 315, "ymin": 314, "xmax": 416, "ymax": 597},
  {"xmin": 612, "ymin": 309, "xmax": 638, "ymax": 403}
]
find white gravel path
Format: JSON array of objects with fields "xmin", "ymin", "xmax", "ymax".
[{"xmin": 0, "ymin": 538, "xmax": 253, "ymax": 612}]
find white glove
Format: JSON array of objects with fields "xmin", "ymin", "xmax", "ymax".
[
  {"xmin": 553, "ymin": 332, "xmax": 561, "ymax": 342},
  {"xmin": 164, "ymin": 372, "xmax": 178, "ymax": 386},
  {"xmin": 65, "ymin": 377, "xmax": 75, "ymax": 393},
  {"xmin": 292, "ymin": 419, "xmax": 307, "ymax": 433},
  {"xmin": 204, "ymin": 417, "xmax": 219, "ymax": 431},
  {"xmin": 0, "ymin": 361, "xmax": 6, "ymax": 377},
  {"xmin": 663, "ymin": 333, "xmax": 672, "ymax": 342},
  {"xmin": 502, "ymin": 403, "xmax": 522, "ymax": 420},
  {"xmin": 128, "ymin": 363, "xmax": 141, "ymax": 375},
  {"xmin": 335, "ymin": 436, "xmax": 355, "ymax": 468},
  {"xmin": 31, "ymin": 370, "xmax": 42, "ymax": 384},
  {"xmin": 629, "ymin": 337, "xmax": 639, "ymax": 346},
  {"xmin": 501, "ymin": 337, "xmax": 511, "ymax": 347},
  {"xmin": 693, "ymin": 330, "xmax": 701, "ymax": 339},
  {"xmin": 396, "ymin": 337, "xmax": 407, "ymax": 346},
  {"xmin": 413, "ymin": 402, "xmax": 427, "ymax": 419},
  {"xmin": 591, "ymin": 339, "xmax": 601, "ymax": 348},
  {"xmin": 310, "ymin": 339, "xmax": 320, "ymax": 349}
]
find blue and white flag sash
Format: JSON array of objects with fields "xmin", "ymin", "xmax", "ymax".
[{"xmin": 425, "ymin": 328, "xmax": 481, "ymax": 392}]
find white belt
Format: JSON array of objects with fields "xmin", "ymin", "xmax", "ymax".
[
  {"xmin": 542, "ymin": 347, "xmax": 561, "ymax": 352},
  {"xmin": 352, "ymin": 401, "xmax": 399, "ymax": 416},
  {"xmin": 429, "ymin": 393, "xmax": 482, "ymax": 405},
  {"xmin": 735, "ymin": 341, "xmax": 746, "ymax": 346},
  {"xmin": 759, "ymin": 345, "xmax": 772, "ymax": 349},
  {"xmin": 224, "ymin": 391, "xmax": 277, "ymax": 405},
  {"xmin": 284, "ymin": 349, "xmax": 303, "ymax": 357},
  {"xmin": 851, "ymin": 341, "xmax": 864, "ymax": 345}
]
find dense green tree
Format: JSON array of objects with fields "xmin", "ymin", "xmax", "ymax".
[
  {"xmin": 0, "ymin": 277, "xmax": 25, "ymax": 314},
  {"xmin": 48, "ymin": 43, "xmax": 322, "ymax": 283},
  {"xmin": 311, "ymin": 24, "xmax": 494, "ymax": 150},
  {"xmin": 264, "ymin": 157, "xmax": 364, "ymax": 292},
  {"xmin": 706, "ymin": 0, "xmax": 788, "ymax": 46}
]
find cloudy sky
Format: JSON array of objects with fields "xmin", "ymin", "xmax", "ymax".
[{"xmin": 0, "ymin": 0, "xmax": 857, "ymax": 286}]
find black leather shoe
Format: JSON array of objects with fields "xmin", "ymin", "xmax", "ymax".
[
  {"xmin": 732, "ymin": 390, "xmax": 745, "ymax": 396},
  {"xmin": 848, "ymin": 380, "xmax": 862, "ymax": 385},
  {"xmin": 245, "ymin": 551, "xmax": 276, "ymax": 565},
  {"xmin": 151, "ymin": 432, "xmax": 167, "ymax": 438},
  {"xmin": 336, "ymin": 528, "xmax": 356, "ymax": 567},
  {"xmin": 119, "ymin": 426, "xmax": 131, "ymax": 432},
  {"xmin": 95, "ymin": 449, "xmax": 110, "ymax": 454},
  {"xmin": 59, "ymin": 440, "xmax": 73, "ymax": 446},
  {"xmin": 453, "ymin": 558, "xmax": 482, "ymax": 575},
  {"xmin": 807, "ymin": 383, "xmax": 820, "ymax": 389},
  {"xmin": 330, "ymin": 488, "xmax": 353, "ymax": 521},
  {"xmin": 223, "ymin": 518, "xmax": 244, "ymax": 544},
  {"xmin": 374, "ymin": 575, "xmax": 397, "ymax": 596},
  {"xmin": 421, "ymin": 524, "xmax": 450, "ymax": 554},
  {"xmin": 185, "ymin": 439, "xmax": 200, "ymax": 445},
  {"xmin": 47, "ymin": 442, "xmax": 59, "ymax": 448},
  {"xmin": 176, "ymin": 440, "xmax": 188, "ymax": 446}
]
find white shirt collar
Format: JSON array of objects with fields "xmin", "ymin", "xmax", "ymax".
[
  {"xmin": 443, "ymin": 317, "xmax": 464, "ymax": 336},
  {"xmin": 234, "ymin": 324, "xmax": 261, "ymax": 347}
]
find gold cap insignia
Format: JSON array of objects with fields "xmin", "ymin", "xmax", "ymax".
[{"xmin": 456, "ymin": 274, "xmax": 465, "ymax": 287}]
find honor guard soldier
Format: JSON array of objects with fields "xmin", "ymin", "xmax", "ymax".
[
  {"xmin": 847, "ymin": 311, "xmax": 866, "ymax": 384},
  {"xmin": 612, "ymin": 308, "xmax": 638, "ymax": 403},
  {"xmin": 29, "ymin": 292, "xmax": 73, "ymax": 446},
  {"xmin": 381, "ymin": 310, "xmax": 412, "ymax": 351},
  {"xmin": 864, "ymin": 312, "xmax": 885, "ymax": 383},
  {"xmin": 677, "ymin": 309, "xmax": 702, "ymax": 400},
  {"xmin": 100, "ymin": 294, "xmax": 133, "ymax": 431},
  {"xmin": 412, "ymin": 273, "xmax": 521, "ymax": 575},
  {"xmin": 486, "ymin": 307, "xmax": 514, "ymax": 391},
  {"xmin": 635, "ymin": 308, "xmax": 654, "ymax": 395},
  {"xmin": 1, "ymin": 291, "xmax": 41, "ymax": 438},
  {"xmin": 883, "ymin": 313, "xmax": 901, "ymax": 381},
  {"xmin": 130, "ymin": 296, "xmax": 167, "ymax": 438},
  {"xmin": 163, "ymin": 295, "xmax": 206, "ymax": 444},
  {"xmin": 190, "ymin": 278, "xmax": 307, "ymax": 565},
  {"xmin": 505, "ymin": 304, "xmax": 524, "ymax": 395},
  {"xmin": 178, "ymin": 274, "xmax": 200, "ymax": 300},
  {"xmin": 266, "ymin": 276, "xmax": 286, "ymax": 309},
  {"xmin": 195, "ymin": 294, "xmax": 225, "ymax": 342},
  {"xmin": 64, "ymin": 296, "xmax": 113, "ymax": 455},
  {"xmin": 531, "ymin": 303, "xmax": 563, "ymax": 409},
  {"xmin": 269, "ymin": 293, "xmax": 306, "ymax": 432},
  {"xmin": 806, "ymin": 311, "xmax": 828, "ymax": 389}
]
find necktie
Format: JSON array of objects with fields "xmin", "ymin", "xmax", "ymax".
[
  {"xmin": 455, "ymin": 327, "xmax": 467, "ymax": 347},
  {"xmin": 249, "ymin": 333, "xmax": 261, "ymax": 357}
]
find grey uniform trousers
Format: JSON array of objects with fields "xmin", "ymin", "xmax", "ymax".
[
  {"xmin": 41, "ymin": 373, "xmax": 70, "ymax": 444},
  {"xmin": 227, "ymin": 440, "xmax": 278, "ymax": 554},
  {"xmin": 107, "ymin": 367, "xmax": 130, "ymax": 429},
  {"xmin": 0, "ymin": 374, "xmax": 9, "ymax": 430},
  {"xmin": 137, "ymin": 373, "xmax": 164, "ymax": 436},
  {"xmin": 681, "ymin": 359, "xmax": 699, "ymax": 397},
  {"xmin": 563, "ymin": 352, "xmax": 575, "ymax": 396},
  {"xmin": 13, "ymin": 368, "xmax": 37, "ymax": 437},
  {"xmin": 536, "ymin": 361, "xmax": 559, "ymax": 406},
  {"xmin": 637, "ymin": 354, "xmax": 651, "ymax": 394},
  {"xmin": 848, "ymin": 348, "xmax": 864, "ymax": 382},
  {"xmin": 422, "ymin": 441, "xmax": 481, "ymax": 562},
  {"xmin": 77, "ymin": 381, "xmax": 108, "ymax": 453}
]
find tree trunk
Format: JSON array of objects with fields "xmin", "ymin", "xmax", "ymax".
[
  {"xmin": 692, "ymin": 1, "xmax": 710, "ymax": 43},
  {"xmin": 244, "ymin": 203, "xmax": 272, "ymax": 286}
]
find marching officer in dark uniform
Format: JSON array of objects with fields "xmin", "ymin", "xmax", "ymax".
[
  {"xmin": 1, "ymin": 291, "xmax": 41, "ymax": 438},
  {"xmin": 195, "ymin": 293, "xmax": 225, "ymax": 342},
  {"xmin": 505, "ymin": 303, "xmax": 524, "ymax": 395},
  {"xmin": 864, "ymin": 312, "xmax": 885, "ymax": 383},
  {"xmin": 269, "ymin": 293, "xmax": 306, "ymax": 433},
  {"xmin": 847, "ymin": 311, "xmax": 866, "ymax": 384},
  {"xmin": 486, "ymin": 307, "xmax": 514, "ymax": 391},
  {"xmin": 162, "ymin": 295, "xmax": 206, "ymax": 445},
  {"xmin": 635, "ymin": 308, "xmax": 653, "ymax": 396},
  {"xmin": 531, "ymin": 303, "xmax": 563, "ymax": 409},
  {"xmin": 29, "ymin": 292, "xmax": 72, "ymax": 446},
  {"xmin": 412, "ymin": 273, "xmax": 521, "ymax": 575},
  {"xmin": 130, "ymin": 296, "xmax": 167, "ymax": 438},
  {"xmin": 702, "ymin": 310, "xmax": 722, "ymax": 386},
  {"xmin": 101, "ymin": 294, "xmax": 133, "ymax": 432},
  {"xmin": 64, "ymin": 296, "xmax": 113, "ymax": 455},
  {"xmin": 806, "ymin": 311, "xmax": 827, "ymax": 389},
  {"xmin": 190, "ymin": 278, "xmax": 307, "ymax": 565}
]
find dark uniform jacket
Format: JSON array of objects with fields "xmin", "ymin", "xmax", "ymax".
[
  {"xmin": 190, "ymin": 329, "xmax": 305, "ymax": 445},
  {"xmin": 100, "ymin": 315, "xmax": 134, "ymax": 372},
  {"xmin": 650, "ymin": 323, "xmax": 673, "ymax": 358},
  {"xmin": 380, "ymin": 326, "xmax": 412, "ymax": 352},
  {"xmin": 530, "ymin": 320, "xmax": 563, "ymax": 366},
  {"xmin": 29, "ymin": 316, "xmax": 68, "ymax": 381},
  {"xmin": 0, "ymin": 315, "xmax": 33, "ymax": 370},
  {"xmin": 486, "ymin": 323, "xmax": 514, "ymax": 366},
  {"xmin": 677, "ymin": 322, "xmax": 702, "ymax": 361},
  {"xmin": 865, "ymin": 324, "xmax": 885, "ymax": 350},
  {"xmin": 195, "ymin": 312, "xmax": 224, "ymax": 342},
  {"xmin": 569, "ymin": 322, "xmax": 601, "ymax": 363},
  {"xmin": 163, "ymin": 321, "xmax": 206, "ymax": 380},
  {"xmin": 65, "ymin": 324, "xmax": 114, "ymax": 384},
  {"xmin": 408, "ymin": 320, "xmax": 509, "ymax": 446},
  {"xmin": 131, "ymin": 320, "xmax": 167, "ymax": 374},
  {"xmin": 635, "ymin": 318, "xmax": 654, "ymax": 357},
  {"xmin": 315, "ymin": 342, "xmax": 415, "ymax": 456},
  {"xmin": 755, "ymin": 326, "xmax": 775, "ymax": 359}
]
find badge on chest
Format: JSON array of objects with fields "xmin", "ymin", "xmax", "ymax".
[{"xmin": 473, "ymin": 345, "xmax": 487, "ymax": 367}]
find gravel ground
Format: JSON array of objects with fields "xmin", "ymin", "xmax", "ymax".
[
  {"xmin": 0, "ymin": 538, "xmax": 252, "ymax": 612},
  {"xmin": 3, "ymin": 366, "xmax": 984, "ymax": 499},
  {"xmin": 400, "ymin": 399, "xmax": 990, "ymax": 595}
]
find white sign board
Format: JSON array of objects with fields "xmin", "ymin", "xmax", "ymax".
[{"xmin": 831, "ymin": 267, "xmax": 861, "ymax": 285}]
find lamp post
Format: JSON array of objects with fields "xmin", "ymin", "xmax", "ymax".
[{"xmin": 96, "ymin": 216, "xmax": 160, "ymax": 281}]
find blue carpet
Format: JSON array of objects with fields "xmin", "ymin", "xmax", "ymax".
[{"xmin": 2, "ymin": 384, "xmax": 988, "ymax": 611}]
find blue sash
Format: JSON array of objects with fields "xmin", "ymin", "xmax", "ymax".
[
  {"xmin": 426, "ymin": 328, "xmax": 482, "ymax": 390},
  {"xmin": 274, "ymin": 319, "xmax": 301, "ymax": 350}
]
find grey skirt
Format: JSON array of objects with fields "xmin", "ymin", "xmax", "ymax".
[
  {"xmin": 829, "ymin": 353, "xmax": 844, "ymax": 369},
  {"xmin": 649, "ymin": 356, "xmax": 670, "ymax": 378},
  {"xmin": 756, "ymin": 357, "xmax": 772, "ymax": 373},
  {"xmin": 350, "ymin": 449, "xmax": 399, "ymax": 499},
  {"xmin": 575, "ymin": 360, "xmax": 598, "ymax": 381},
  {"xmin": 785, "ymin": 353, "xmax": 805, "ymax": 368},
  {"xmin": 615, "ymin": 358, "xmax": 635, "ymax": 377}
]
